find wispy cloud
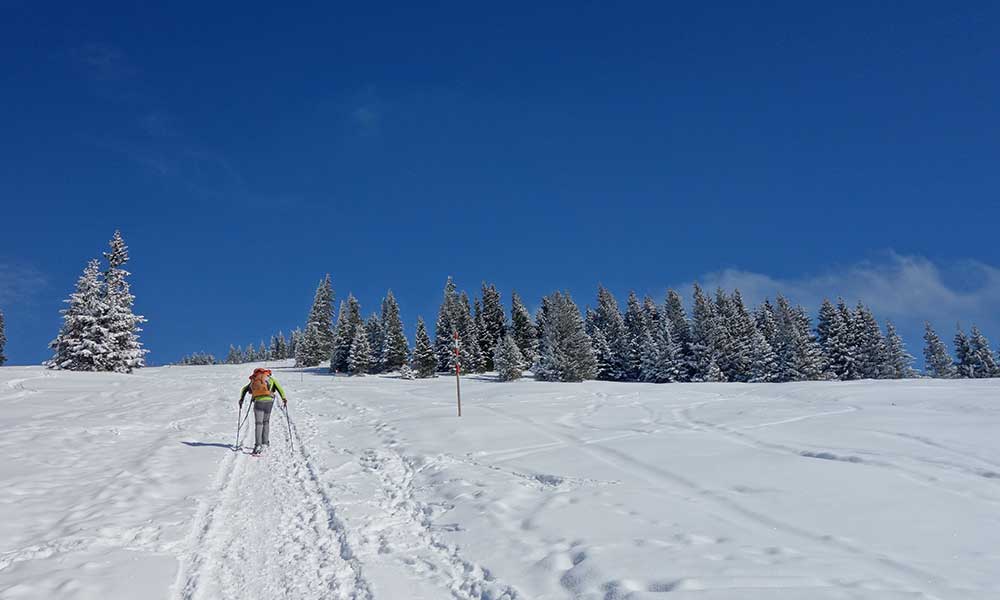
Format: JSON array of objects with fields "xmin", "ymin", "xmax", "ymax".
[
  {"xmin": 0, "ymin": 263, "xmax": 47, "ymax": 306},
  {"xmin": 675, "ymin": 252, "xmax": 1000, "ymax": 347}
]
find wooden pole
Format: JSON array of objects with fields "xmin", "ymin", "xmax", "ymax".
[{"xmin": 454, "ymin": 331, "xmax": 462, "ymax": 417}]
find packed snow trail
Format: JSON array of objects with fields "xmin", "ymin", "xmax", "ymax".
[{"xmin": 3, "ymin": 365, "xmax": 1000, "ymax": 599}]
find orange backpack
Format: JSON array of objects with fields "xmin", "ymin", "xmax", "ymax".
[{"xmin": 249, "ymin": 369, "xmax": 273, "ymax": 398}]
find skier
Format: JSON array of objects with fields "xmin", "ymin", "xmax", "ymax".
[{"xmin": 239, "ymin": 368, "xmax": 288, "ymax": 455}]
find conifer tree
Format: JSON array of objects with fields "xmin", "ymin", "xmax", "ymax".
[
  {"xmin": 689, "ymin": 284, "xmax": 719, "ymax": 381},
  {"xmin": 412, "ymin": 317, "xmax": 437, "ymax": 378},
  {"xmin": 589, "ymin": 326, "xmax": 614, "ymax": 380},
  {"xmin": 923, "ymin": 323, "xmax": 955, "ymax": 378},
  {"xmin": 298, "ymin": 275, "xmax": 335, "ymax": 367},
  {"xmin": 456, "ymin": 291, "xmax": 484, "ymax": 373},
  {"xmin": 820, "ymin": 299, "xmax": 857, "ymax": 380},
  {"xmin": 705, "ymin": 356, "xmax": 726, "ymax": 382},
  {"xmin": 968, "ymin": 326, "xmax": 999, "ymax": 378},
  {"xmin": 622, "ymin": 292, "xmax": 646, "ymax": 380},
  {"xmin": 380, "ymin": 290, "xmax": 409, "ymax": 371},
  {"xmin": 258, "ymin": 341, "xmax": 269, "ymax": 362},
  {"xmin": 534, "ymin": 291, "xmax": 597, "ymax": 382},
  {"xmin": 747, "ymin": 326, "xmax": 779, "ymax": 382},
  {"xmin": 772, "ymin": 295, "xmax": 825, "ymax": 382},
  {"xmin": 953, "ymin": 326, "xmax": 974, "ymax": 378},
  {"xmin": 288, "ymin": 329, "xmax": 302, "ymax": 359},
  {"xmin": 348, "ymin": 324, "xmax": 371, "ymax": 375},
  {"xmin": 494, "ymin": 334, "xmax": 524, "ymax": 381},
  {"xmin": 724, "ymin": 290, "xmax": 758, "ymax": 382},
  {"xmin": 591, "ymin": 286, "xmax": 628, "ymax": 380},
  {"xmin": 883, "ymin": 321, "xmax": 915, "ymax": 379},
  {"xmin": 364, "ymin": 313, "xmax": 385, "ymax": 373},
  {"xmin": 664, "ymin": 290, "xmax": 693, "ymax": 381},
  {"xmin": 853, "ymin": 303, "xmax": 886, "ymax": 379},
  {"xmin": 48, "ymin": 259, "xmax": 109, "ymax": 371},
  {"xmin": 477, "ymin": 283, "xmax": 506, "ymax": 370},
  {"xmin": 226, "ymin": 345, "xmax": 240, "ymax": 364},
  {"xmin": 510, "ymin": 291, "xmax": 537, "ymax": 369},
  {"xmin": 434, "ymin": 277, "xmax": 459, "ymax": 371},
  {"xmin": 331, "ymin": 295, "xmax": 362, "ymax": 372},
  {"xmin": 235, "ymin": 345, "xmax": 245, "ymax": 363},
  {"xmin": 102, "ymin": 231, "xmax": 147, "ymax": 372},
  {"xmin": 0, "ymin": 308, "xmax": 6, "ymax": 366}
]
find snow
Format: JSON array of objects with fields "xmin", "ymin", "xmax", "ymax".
[{"xmin": 2, "ymin": 364, "xmax": 999, "ymax": 599}]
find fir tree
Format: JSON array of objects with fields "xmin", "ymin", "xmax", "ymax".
[
  {"xmin": 689, "ymin": 284, "xmax": 719, "ymax": 382},
  {"xmin": 772, "ymin": 296, "xmax": 825, "ymax": 382},
  {"xmin": 258, "ymin": 341, "xmax": 269, "ymax": 362},
  {"xmin": 235, "ymin": 345, "xmax": 245, "ymax": 364},
  {"xmin": 456, "ymin": 291, "xmax": 484, "ymax": 373},
  {"xmin": 298, "ymin": 275, "xmax": 335, "ymax": 367},
  {"xmin": 724, "ymin": 290, "xmax": 758, "ymax": 382},
  {"xmin": 399, "ymin": 363, "xmax": 415, "ymax": 380},
  {"xmin": 348, "ymin": 324, "xmax": 372, "ymax": 376},
  {"xmin": 591, "ymin": 286, "xmax": 628, "ymax": 381},
  {"xmin": 494, "ymin": 334, "xmax": 524, "ymax": 382},
  {"xmin": 412, "ymin": 317, "xmax": 437, "ymax": 378},
  {"xmin": 364, "ymin": 313, "xmax": 385, "ymax": 373},
  {"xmin": 270, "ymin": 332, "xmax": 288, "ymax": 360},
  {"xmin": 923, "ymin": 323, "xmax": 955, "ymax": 378},
  {"xmin": 747, "ymin": 326, "xmax": 779, "ymax": 383},
  {"xmin": 953, "ymin": 326, "xmax": 974, "ymax": 378},
  {"xmin": 102, "ymin": 231, "xmax": 147, "ymax": 372},
  {"xmin": 434, "ymin": 277, "xmax": 459, "ymax": 371},
  {"xmin": 968, "ymin": 326, "xmax": 999, "ymax": 378},
  {"xmin": 331, "ymin": 295, "xmax": 362, "ymax": 372},
  {"xmin": 589, "ymin": 326, "xmax": 614, "ymax": 380},
  {"xmin": 664, "ymin": 289, "xmax": 693, "ymax": 381},
  {"xmin": 883, "ymin": 321, "xmax": 915, "ymax": 379},
  {"xmin": 705, "ymin": 356, "xmax": 726, "ymax": 382},
  {"xmin": 289, "ymin": 328, "xmax": 302, "ymax": 359},
  {"xmin": 381, "ymin": 290, "xmax": 409, "ymax": 371},
  {"xmin": 853, "ymin": 303, "xmax": 886, "ymax": 379},
  {"xmin": 510, "ymin": 291, "xmax": 537, "ymax": 369},
  {"xmin": 478, "ymin": 283, "xmax": 506, "ymax": 370},
  {"xmin": 48, "ymin": 259, "xmax": 109, "ymax": 371},
  {"xmin": 534, "ymin": 291, "xmax": 597, "ymax": 382},
  {"xmin": 622, "ymin": 291, "xmax": 646, "ymax": 380},
  {"xmin": 0, "ymin": 308, "xmax": 5, "ymax": 366},
  {"xmin": 225, "ymin": 345, "xmax": 240, "ymax": 364}
]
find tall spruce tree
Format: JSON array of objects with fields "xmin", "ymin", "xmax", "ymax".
[
  {"xmin": 747, "ymin": 326, "xmax": 779, "ymax": 383},
  {"xmin": 298, "ymin": 275, "xmax": 335, "ymax": 367},
  {"xmin": 534, "ymin": 291, "xmax": 597, "ymax": 382},
  {"xmin": 510, "ymin": 291, "xmax": 537, "ymax": 369},
  {"xmin": 953, "ymin": 326, "xmax": 974, "ymax": 378},
  {"xmin": 364, "ymin": 313, "xmax": 385, "ymax": 373},
  {"xmin": 457, "ymin": 291, "xmax": 484, "ymax": 372},
  {"xmin": 622, "ymin": 292, "xmax": 646, "ymax": 380},
  {"xmin": 883, "ymin": 321, "xmax": 915, "ymax": 379},
  {"xmin": 494, "ymin": 334, "xmax": 524, "ymax": 381},
  {"xmin": 0, "ymin": 308, "xmax": 6, "ymax": 366},
  {"xmin": 225, "ymin": 345, "xmax": 240, "ymax": 364},
  {"xmin": 923, "ymin": 323, "xmax": 955, "ymax": 378},
  {"xmin": 689, "ymin": 284, "xmax": 719, "ymax": 382},
  {"xmin": 381, "ymin": 290, "xmax": 409, "ymax": 371},
  {"xmin": 477, "ymin": 283, "xmax": 506, "ymax": 370},
  {"xmin": 591, "ymin": 286, "xmax": 628, "ymax": 380},
  {"xmin": 664, "ymin": 290, "xmax": 693, "ymax": 381},
  {"xmin": 724, "ymin": 290, "xmax": 758, "ymax": 382},
  {"xmin": 331, "ymin": 295, "xmax": 362, "ymax": 372},
  {"xmin": 289, "ymin": 328, "xmax": 302, "ymax": 359},
  {"xmin": 102, "ymin": 231, "xmax": 147, "ymax": 372},
  {"xmin": 853, "ymin": 303, "xmax": 886, "ymax": 379},
  {"xmin": 412, "ymin": 317, "xmax": 437, "ymax": 378},
  {"xmin": 348, "ymin": 324, "xmax": 372, "ymax": 375},
  {"xmin": 772, "ymin": 296, "xmax": 825, "ymax": 382},
  {"xmin": 434, "ymin": 277, "xmax": 460, "ymax": 371},
  {"xmin": 48, "ymin": 259, "xmax": 109, "ymax": 371},
  {"xmin": 968, "ymin": 326, "xmax": 999, "ymax": 378}
]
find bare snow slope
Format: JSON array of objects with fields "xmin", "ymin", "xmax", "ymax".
[{"xmin": 2, "ymin": 365, "xmax": 999, "ymax": 599}]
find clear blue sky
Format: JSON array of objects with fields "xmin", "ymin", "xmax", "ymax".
[{"xmin": 3, "ymin": 2, "xmax": 999, "ymax": 365}]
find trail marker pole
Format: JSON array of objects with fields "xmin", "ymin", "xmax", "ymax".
[{"xmin": 454, "ymin": 331, "xmax": 462, "ymax": 417}]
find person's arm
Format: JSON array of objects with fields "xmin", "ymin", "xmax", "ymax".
[
  {"xmin": 239, "ymin": 384, "xmax": 250, "ymax": 406},
  {"xmin": 270, "ymin": 378, "xmax": 287, "ymax": 403}
]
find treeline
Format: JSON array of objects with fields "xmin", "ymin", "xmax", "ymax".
[{"xmin": 286, "ymin": 275, "xmax": 998, "ymax": 383}]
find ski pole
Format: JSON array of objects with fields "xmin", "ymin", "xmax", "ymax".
[
  {"xmin": 282, "ymin": 401, "xmax": 293, "ymax": 452},
  {"xmin": 235, "ymin": 401, "xmax": 253, "ymax": 450}
]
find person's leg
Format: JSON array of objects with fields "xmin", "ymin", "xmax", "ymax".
[
  {"xmin": 254, "ymin": 401, "xmax": 267, "ymax": 449},
  {"xmin": 261, "ymin": 401, "xmax": 273, "ymax": 446}
]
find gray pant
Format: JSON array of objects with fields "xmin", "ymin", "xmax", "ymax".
[{"xmin": 254, "ymin": 400, "xmax": 274, "ymax": 447}]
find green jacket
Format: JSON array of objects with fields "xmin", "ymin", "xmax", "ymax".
[{"xmin": 240, "ymin": 376, "xmax": 287, "ymax": 403}]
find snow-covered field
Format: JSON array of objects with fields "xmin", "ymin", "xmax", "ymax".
[{"xmin": 2, "ymin": 365, "xmax": 999, "ymax": 599}]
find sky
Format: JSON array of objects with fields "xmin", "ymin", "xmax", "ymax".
[{"xmin": 2, "ymin": 2, "xmax": 999, "ymax": 366}]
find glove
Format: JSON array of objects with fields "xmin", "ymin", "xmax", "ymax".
[
  {"xmin": 282, "ymin": 398, "xmax": 288, "ymax": 408},
  {"xmin": 239, "ymin": 399, "xmax": 244, "ymax": 409}
]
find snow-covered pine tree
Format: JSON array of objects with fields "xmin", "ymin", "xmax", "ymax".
[
  {"xmin": 412, "ymin": 317, "xmax": 437, "ymax": 378},
  {"xmin": 792, "ymin": 304, "xmax": 827, "ymax": 380},
  {"xmin": 664, "ymin": 290, "xmax": 693, "ymax": 381},
  {"xmin": 772, "ymin": 296, "xmax": 825, "ymax": 382},
  {"xmin": 102, "ymin": 231, "xmax": 147, "ymax": 372},
  {"xmin": 724, "ymin": 290, "xmax": 759, "ymax": 382},
  {"xmin": 348, "ymin": 324, "xmax": 372, "ymax": 376},
  {"xmin": 289, "ymin": 328, "xmax": 302, "ymax": 359},
  {"xmin": 747, "ymin": 326, "xmax": 779, "ymax": 382},
  {"xmin": 510, "ymin": 291, "xmax": 537, "ymax": 369},
  {"xmin": 297, "ymin": 275, "xmax": 335, "ymax": 367},
  {"xmin": 245, "ymin": 343, "xmax": 257, "ymax": 362},
  {"xmin": 270, "ymin": 332, "xmax": 288, "ymax": 360},
  {"xmin": 953, "ymin": 326, "xmax": 974, "ymax": 378},
  {"xmin": 331, "ymin": 295, "xmax": 362, "ymax": 373},
  {"xmin": 820, "ymin": 299, "xmax": 857, "ymax": 380},
  {"xmin": 639, "ymin": 326, "xmax": 660, "ymax": 383},
  {"xmin": 651, "ymin": 315, "xmax": 683, "ymax": 383},
  {"xmin": 534, "ymin": 291, "xmax": 597, "ymax": 382},
  {"xmin": 494, "ymin": 334, "xmax": 524, "ymax": 382},
  {"xmin": 434, "ymin": 277, "xmax": 459, "ymax": 371},
  {"xmin": 364, "ymin": 313, "xmax": 385, "ymax": 373},
  {"xmin": 380, "ymin": 290, "xmax": 409, "ymax": 372},
  {"xmin": 0, "ymin": 308, "xmax": 6, "ymax": 366},
  {"xmin": 710, "ymin": 288, "xmax": 740, "ymax": 381},
  {"xmin": 705, "ymin": 356, "xmax": 726, "ymax": 382},
  {"xmin": 688, "ymin": 284, "xmax": 719, "ymax": 382},
  {"xmin": 258, "ymin": 341, "xmax": 269, "ymax": 362},
  {"xmin": 622, "ymin": 292, "xmax": 646, "ymax": 381},
  {"xmin": 591, "ymin": 286, "xmax": 628, "ymax": 381},
  {"xmin": 477, "ymin": 283, "xmax": 506, "ymax": 371},
  {"xmin": 754, "ymin": 300, "xmax": 778, "ymax": 348},
  {"xmin": 399, "ymin": 363, "xmax": 415, "ymax": 380},
  {"xmin": 235, "ymin": 345, "xmax": 245, "ymax": 363},
  {"xmin": 853, "ymin": 303, "xmax": 886, "ymax": 379},
  {"xmin": 883, "ymin": 321, "xmax": 915, "ymax": 379},
  {"xmin": 923, "ymin": 323, "xmax": 955, "ymax": 378},
  {"xmin": 510, "ymin": 292, "xmax": 538, "ymax": 369},
  {"xmin": 588, "ymin": 326, "xmax": 614, "ymax": 380},
  {"xmin": 456, "ymin": 292, "xmax": 484, "ymax": 373},
  {"xmin": 968, "ymin": 325, "xmax": 999, "ymax": 378},
  {"xmin": 225, "ymin": 345, "xmax": 240, "ymax": 364},
  {"xmin": 48, "ymin": 259, "xmax": 109, "ymax": 371}
]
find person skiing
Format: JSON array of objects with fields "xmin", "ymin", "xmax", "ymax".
[{"xmin": 239, "ymin": 368, "xmax": 288, "ymax": 455}]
